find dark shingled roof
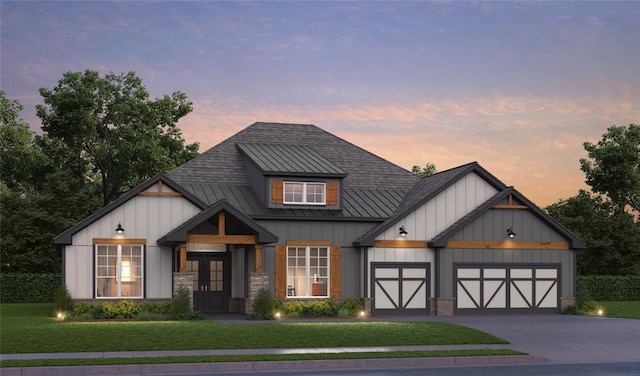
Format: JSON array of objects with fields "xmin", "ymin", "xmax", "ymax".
[
  {"xmin": 428, "ymin": 187, "xmax": 586, "ymax": 249},
  {"xmin": 354, "ymin": 162, "xmax": 508, "ymax": 246},
  {"xmin": 168, "ymin": 122, "xmax": 419, "ymax": 221}
]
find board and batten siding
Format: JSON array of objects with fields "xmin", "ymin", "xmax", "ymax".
[
  {"xmin": 366, "ymin": 172, "xmax": 498, "ymax": 298},
  {"xmin": 64, "ymin": 183, "xmax": 202, "ymax": 299},
  {"xmin": 257, "ymin": 220, "xmax": 374, "ymax": 299},
  {"xmin": 377, "ymin": 172, "xmax": 498, "ymax": 242},
  {"xmin": 438, "ymin": 207, "xmax": 576, "ymax": 298}
]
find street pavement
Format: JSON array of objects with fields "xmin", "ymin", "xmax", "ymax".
[{"xmin": 1, "ymin": 314, "xmax": 639, "ymax": 375}]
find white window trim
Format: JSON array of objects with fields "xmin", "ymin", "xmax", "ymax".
[
  {"xmin": 286, "ymin": 245, "xmax": 330, "ymax": 298},
  {"xmin": 283, "ymin": 181, "xmax": 326, "ymax": 205},
  {"xmin": 95, "ymin": 244, "xmax": 144, "ymax": 299}
]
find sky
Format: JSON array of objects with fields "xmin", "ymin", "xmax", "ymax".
[{"xmin": 2, "ymin": 1, "xmax": 639, "ymax": 208}]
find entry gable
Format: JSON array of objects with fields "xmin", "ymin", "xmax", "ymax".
[
  {"xmin": 157, "ymin": 200, "xmax": 278, "ymax": 246},
  {"xmin": 428, "ymin": 187, "xmax": 586, "ymax": 249}
]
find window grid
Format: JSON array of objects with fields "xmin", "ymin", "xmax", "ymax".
[
  {"xmin": 95, "ymin": 244, "xmax": 143, "ymax": 299},
  {"xmin": 283, "ymin": 182, "xmax": 326, "ymax": 205},
  {"xmin": 286, "ymin": 246, "xmax": 329, "ymax": 297}
]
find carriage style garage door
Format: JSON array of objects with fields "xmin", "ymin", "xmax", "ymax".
[
  {"xmin": 372, "ymin": 263, "xmax": 430, "ymax": 315},
  {"xmin": 455, "ymin": 265, "xmax": 560, "ymax": 314}
]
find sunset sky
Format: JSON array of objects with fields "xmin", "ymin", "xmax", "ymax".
[{"xmin": 2, "ymin": 1, "xmax": 638, "ymax": 207}]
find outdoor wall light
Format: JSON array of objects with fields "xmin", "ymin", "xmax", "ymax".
[
  {"xmin": 506, "ymin": 227, "xmax": 516, "ymax": 238},
  {"xmin": 399, "ymin": 226, "xmax": 408, "ymax": 237},
  {"xmin": 115, "ymin": 223, "xmax": 125, "ymax": 234}
]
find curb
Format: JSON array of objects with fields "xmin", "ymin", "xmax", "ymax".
[{"xmin": 1, "ymin": 355, "xmax": 548, "ymax": 375}]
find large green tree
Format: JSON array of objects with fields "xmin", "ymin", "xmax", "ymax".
[
  {"xmin": 36, "ymin": 70, "xmax": 199, "ymax": 206},
  {"xmin": 580, "ymin": 124, "xmax": 640, "ymax": 214},
  {"xmin": 1, "ymin": 91, "xmax": 101, "ymax": 273},
  {"xmin": 546, "ymin": 190, "xmax": 640, "ymax": 275}
]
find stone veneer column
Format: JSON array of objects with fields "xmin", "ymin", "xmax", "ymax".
[
  {"xmin": 560, "ymin": 297, "xmax": 576, "ymax": 313},
  {"xmin": 246, "ymin": 272, "xmax": 269, "ymax": 314},
  {"xmin": 173, "ymin": 272, "xmax": 194, "ymax": 309},
  {"xmin": 430, "ymin": 297, "xmax": 455, "ymax": 316}
]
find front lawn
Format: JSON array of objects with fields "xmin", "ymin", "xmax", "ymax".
[
  {"xmin": 0, "ymin": 304, "xmax": 507, "ymax": 354},
  {"xmin": 598, "ymin": 301, "xmax": 640, "ymax": 319}
]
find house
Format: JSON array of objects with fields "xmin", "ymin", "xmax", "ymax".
[{"xmin": 54, "ymin": 122, "xmax": 585, "ymax": 315}]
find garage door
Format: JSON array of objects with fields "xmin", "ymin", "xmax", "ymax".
[
  {"xmin": 455, "ymin": 265, "xmax": 560, "ymax": 313},
  {"xmin": 372, "ymin": 263, "xmax": 430, "ymax": 315}
]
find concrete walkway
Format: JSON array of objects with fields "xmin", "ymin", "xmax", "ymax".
[{"xmin": 2, "ymin": 314, "xmax": 638, "ymax": 375}]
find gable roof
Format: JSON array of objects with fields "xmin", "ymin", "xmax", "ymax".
[
  {"xmin": 157, "ymin": 200, "xmax": 278, "ymax": 246},
  {"xmin": 236, "ymin": 143, "xmax": 347, "ymax": 177},
  {"xmin": 54, "ymin": 174, "xmax": 207, "ymax": 246},
  {"xmin": 353, "ymin": 162, "xmax": 508, "ymax": 246},
  {"xmin": 428, "ymin": 187, "xmax": 586, "ymax": 249}
]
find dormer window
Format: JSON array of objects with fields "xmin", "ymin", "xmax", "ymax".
[{"xmin": 284, "ymin": 182, "xmax": 326, "ymax": 205}]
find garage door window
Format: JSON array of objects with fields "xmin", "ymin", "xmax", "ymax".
[{"xmin": 286, "ymin": 246, "xmax": 329, "ymax": 297}]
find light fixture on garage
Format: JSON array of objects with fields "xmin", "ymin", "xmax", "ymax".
[
  {"xmin": 399, "ymin": 226, "xmax": 408, "ymax": 237},
  {"xmin": 506, "ymin": 227, "xmax": 516, "ymax": 238},
  {"xmin": 115, "ymin": 223, "xmax": 125, "ymax": 235}
]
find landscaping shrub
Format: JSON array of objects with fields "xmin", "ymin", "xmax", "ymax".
[
  {"xmin": 112, "ymin": 300, "xmax": 140, "ymax": 319},
  {"xmin": 72, "ymin": 302, "xmax": 96, "ymax": 318},
  {"xmin": 577, "ymin": 275, "xmax": 640, "ymax": 301},
  {"xmin": 301, "ymin": 299, "xmax": 339, "ymax": 317},
  {"xmin": 338, "ymin": 298, "xmax": 364, "ymax": 317},
  {"xmin": 0, "ymin": 273, "xmax": 62, "ymax": 303},
  {"xmin": 169, "ymin": 286, "xmax": 194, "ymax": 320},
  {"xmin": 248, "ymin": 287, "xmax": 275, "ymax": 320},
  {"xmin": 54, "ymin": 284, "xmax": 74, "ymax": 313}
]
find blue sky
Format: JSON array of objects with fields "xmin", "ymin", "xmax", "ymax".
[{"xmin": 2, "ymin": 1, "xmax": 639, "ymax": 206}]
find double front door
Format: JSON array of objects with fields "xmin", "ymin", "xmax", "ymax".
[{"xmin": 186, "ymin": 253, "xmax": 230, "ymax": 313}]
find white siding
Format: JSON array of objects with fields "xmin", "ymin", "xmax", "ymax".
[
  {"xmin": 377, "ymin": 172, "xmax": 498, "ymax": 241},
  {"xmin": 64, "ymin": 190, "xmax": 201, "ymax": 299}
]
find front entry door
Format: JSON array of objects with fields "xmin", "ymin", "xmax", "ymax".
[{"xmin": 186, "ymin": 253, "xmax": 230, "ymax": 313}]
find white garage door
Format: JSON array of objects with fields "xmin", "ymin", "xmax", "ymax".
[
  {"xmin": 456, "ymin": 265, "xmax": 559, "ymax": 313},
  {"xmin": 372, "ymin": 263, "xmax": 430, "ymax": 315}
]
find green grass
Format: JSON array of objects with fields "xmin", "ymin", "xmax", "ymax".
[
  {"xmin": 0, "ymin": 304, "xmax": 507, "ymax": 354},
  {"xmin": 598, "ymin": 301, "xmax": 640, "ymax": 319},
  {"xmin": 0, "ymin": 349, "xmax": 525, "ymax": 368}
]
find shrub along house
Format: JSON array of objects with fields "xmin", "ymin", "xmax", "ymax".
[{"xmin": 54, "ymin": 122, "xmax": 584, "ymax": 315}]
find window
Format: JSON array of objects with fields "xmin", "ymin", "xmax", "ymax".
[
  {"xmin": 284, "ymin": 182, "xmax": 326, "ymax": 205},
  {"xmin": 96, "ymin": 244, "xmax": 143, "ymax": 298},
  {"xmin": 286, "ymin": 246, "xmax": 329, "ymax": 297}
]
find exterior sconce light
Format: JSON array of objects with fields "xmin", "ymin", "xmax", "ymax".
[
  {"xmin": 115, "ymin": 223, "xmax": 125, "ymax": 235},
  {"xmin": 399, "ymin": 226, "xmax": 408, "ymax": 237},
  {"xmin": 506, "ymin": 227, "xmax": 516, "ymax": 238}
]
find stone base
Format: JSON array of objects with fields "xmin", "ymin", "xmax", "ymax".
[
  {"xmin": 429, "ymin": 297, "xmax": 455, "ymax": 316},
  {"xmin": 246, "ymin": 273, "xmax": 269, "ymax": 314},
  {"xmin": 173, "ymin": 272, "xmax": 194, "ymax": 309},
  {"xmin": 362, "ymin": 298, "xmax": 372, "ymax": 316},
  {"xmin": 560, "ymin": 296, "xmax": 576, "ymax": 312}
]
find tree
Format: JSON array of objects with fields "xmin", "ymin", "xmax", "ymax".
[
  {"xmin": 546, "ymin": 190, "xmax": 640, "ymax": 275},
  {"xmin": 580, "ymin": 124, "xmax": 640, "ymax": 215},
  {"xmin": 36, "ymin": 70, "xmax": 199, "ymax": 206},
  {"xmin": 411, "ymin": 163, "xmax": 437, "ymax": 178}
]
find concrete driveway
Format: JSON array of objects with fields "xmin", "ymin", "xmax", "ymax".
[{"xmin": 429, "ymin": 314, "xmax": 640, "ymax": 364}]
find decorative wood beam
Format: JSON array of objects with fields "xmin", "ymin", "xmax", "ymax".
[
  {"xmin": 446, "ymin": 240, "xmax": 569, "ymax": 250},
  {"xmin": 255, "ymin": 244, "xmax": 263, "ymax": 273},
  {"xmin": 179, "ymin": 244, "xmax": 187, "ymax": 273},
  {"xmin": 93, "ymin": 238, "xmax": 146, "ymax": 245},
  {"xmin": 492, "ymin": 204, "xmax": 529, "ymax": 209},
  {"xmin": 187, "ymin": 234, "xmax": 256, "ymax": 245},
  {"xmin": 374, "ymin": 240, "xmax": 429, "ymax": 249},
  {"xmin": 286, "ymin": 240, "xmax": 331, "ymax": 246},
  {"xmin": 218, "ymin": 211, "xmax": 225, "ymax": 235}
]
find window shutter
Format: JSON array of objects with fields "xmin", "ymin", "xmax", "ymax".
[
  {"xmin": 330, "ymin": 245, "xmax": 341, "ymax": 298},
  {"xmin": 326, "ymin": 183, "xmax": 338, "ymax": 206},
  {"xmin": 275, "ymin": 245, "xmax": 286, "ymax": 298},
  {"xmin": 272, "ymin": 181, "xmax": 283, "ymax": 205}
]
